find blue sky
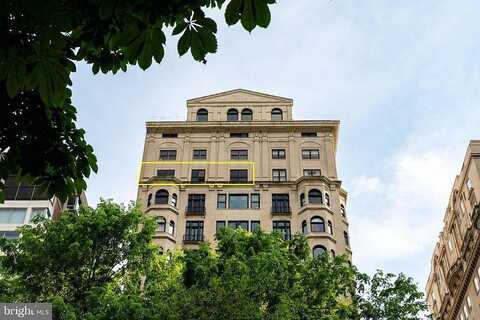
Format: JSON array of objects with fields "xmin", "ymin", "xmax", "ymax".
[{"xmin": 71, "ymin": 1, "xmax": 480, "ymax": 290}]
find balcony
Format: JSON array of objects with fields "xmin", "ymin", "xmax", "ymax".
[
  {"xmin": 271, "ymin": 205, "xmax": 291, "ymax": 215},
  {"xmin": 185, "ymin": 206, "xmax": 206, "ymax": 216},
  {"xmin": 183, "ymin": 234, "xmax": 205, "ymax": 244}
]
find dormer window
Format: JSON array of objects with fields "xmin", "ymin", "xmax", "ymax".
[
  {"xmin": 271, "ymin": 108, "xmax": 283, "ymax": 121},
  {"xmin": 241, "ymin": 108, "xmax": 253, "ymax": 121},
  {"xmin": 196, "ymin": 109, "xmax": 208, "ymax": 122},
  {"xmin": 227, "ymin": 108, "xmax": 239, "ymax": 121}
]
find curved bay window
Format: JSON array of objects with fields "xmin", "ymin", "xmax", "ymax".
[
  {"xmin": 271, "ymin": 108, "xmax": 283, "ymax": 121},
  {"xmin": 169, "ymin": 221, "xmax": 175, "ymax": 235},
  {"xmin": 156, "ymin": 217, "xmax": 166, "ymax": 232},
  {"xmin": 196, "ymin": 109, "xmax": 208, "ymax": 121},
  {"xmin": 310, "ymin": 216, "xmax": 325, "ymax": 232},
  {"xmin": 155, "ymin": 190, "xmax": 169, "ymax": 204},
  {"xmin": 302, "ymin": 220, "xmax": 308, "ymax": 234},
  {"xmin": 241, "ymin": 108, "xmax": 253, "ymax": 121},
  {"xmin": 227, "ymin": 108, "xmax": 239, "ymax": 121},
  {"xmin": 308, "ymin": 189, "xmax": 323, "ymax": 204},
  {"xmin": 313, "ymin": 245, "xmax": 327, "ymax": 258},
  {"xmin": 325, "ymin": 193, "xmax": 330, "ymax": 206}
]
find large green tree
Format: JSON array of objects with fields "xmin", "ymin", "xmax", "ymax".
[
  {"xmin": 0, "ymin": 205, "xmax": 429, "ymax": 319},
  {"xmin": 0, "ymin": 0, "xmax": 277, "ymax": 202}
]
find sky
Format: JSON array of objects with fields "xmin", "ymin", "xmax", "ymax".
[{"xmin": 71, "ymin": 0, "xmax": 480, "ymax": 290}]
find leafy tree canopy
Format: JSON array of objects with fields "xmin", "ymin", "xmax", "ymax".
[
  {"xmin": 0, "ymin": 203, "xmax": 429, "ymax": 319},
  {"xmin": 0, "ymin": 0, "xmax": 277, "ymax": 202}
]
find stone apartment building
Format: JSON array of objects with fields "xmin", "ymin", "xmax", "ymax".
[
  {"xmin": 136, "ymin": 89, "xmax": 352, "ymax": 259},
  {"xmin": 426, "ymin": 140, "xmax": 480, "ymax": 320},
  {"xmin": 0, "ymin": 176, "xmax": 87, "ymax": 239}
]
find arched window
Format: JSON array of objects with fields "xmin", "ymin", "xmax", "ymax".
[
  {"xmin": 331, "ymin": 249, "xmax": 336, "ymax": 258},
  {"xmin": 340, "ymin": 204, "xmax": 346, "ymax": 217},
  {"xmin": 300, "ymin": 193, "xmax": 306, "ymax": 207},
  {"xmin": 308, "ymin": 189, "xmax": 323, "ymax": 204},
  {"xmin": 344, "ymin": 231, "xmax": 350, "ymax": 246},
  {"xmin": 310, "ymin": 216, "xmax": 325, "ymax": 232},
  {"xmin": 302, "ymin": 220, "xmax": 308, "ymax": 234},
  {"xmin": 169, "ymin": 220, "xmax": 175, "ymax": 235},
  {"xmin": 312, "ymin": 245, "xmax": 327, "ymax": 258},
  {"xmin": 171, "ymin": 193, "xmax": 178, "ymax": 207},
  {"xmin": 156, "ymin": 217, "xmax": 166, "ymax": 232},
  {"xmin": 147, "ymin": 193, "xmax": 152, "ymax": 207},
  {"xmin": 241, "ymin": 108, "xmax": 253, "ymax": 121},
  {"xmin": 271, "ymin": 108, "xmax": 283, "ymax": 121},
  {"xmin": 327, "ymin": 220, "xmax": 333, "ymax": 235},
  {"xmin": 155, "ymin": 190, "xmax": 169, "ymax": 204},
  {"xmin": 325, "ymin": 193, "xmax": 330, "ymax": 206},
  {"xmin": 196, "ymin": 109, "xmax": 208, "ymax": 122},
  {"xmin": 227, "ymin": 108, "xmax": 239, "ymax": 121}
]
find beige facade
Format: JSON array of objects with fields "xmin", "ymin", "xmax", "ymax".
[
  {"xmin": 426, "ymin": 140, "xmax": 480, "ymax": 320},
  {"xmin": 136, "ymin": 89, "xmax": 351, "ymax": 259}
]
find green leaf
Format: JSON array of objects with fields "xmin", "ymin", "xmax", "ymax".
[
  {"xmin": 190, "ymin": 32, "xmax": 205, "ymax": 62},
  {"xmin": 138, "ymin": 39, "xmax": 152, "ymax": 70},
  {"xmin": 225, "ymin": 0, "xmax": 243, "ymax": 25},
  {"xmin": 253, "ymin": 0, "xmax": 271, "ymax": 28},
  {"xmin": 92, "ymin": 63, "xmax": 100, "ymax": 75},
  {"xmin": 172, "ymin": 21, "xmax": 187, "ymax": 36},
  {"xmin": 199, "ymin": 31, "xmax": 217, "ymax": 54},
  {"xmin": 6, "ymin": 62, "xmax": 26, "ymax": 97},
  {"xmin": 177, "ymin": 29, "xmax": 191, "ymax": 56},
  {"xmin": 241, "ymin": 0, "xmax": 255, "ymax": 32}
]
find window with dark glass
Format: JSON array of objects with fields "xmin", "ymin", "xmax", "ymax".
[
  {"xmin": 159, "ymin": 149, "xmax": 177, "ymax": 160},
  {"xmin": 272, "ymin": 149, "xmax": 286, "ymax": 159},
  {"xmin": 170, "ymin": 193, "xmax": 178, "ymax": 207},
  {"xmin": 313, "ymin": 245, "xmax": 327, "ymax": 258},
  {"xmin": 157, "ymin": 170, "xmax": 175, "ymax": 178},
  {"xmin": 217, "ymin": 194, "xmax": 227, "ymax": 209},
  {"xmin": 251, "ymin": 193, "xmax": 260, "ymax": 209},
  {"xmin": 216, "ymin": 221, "xmax": 226, "ymax": 232},
  {"xmin": 196, "ymin": 109, "xmax": 208, "ymax": 122},
  {"xmin": 156, "ymin": 217, "xmax": 166, "ymax": 232},
  {"xmin": 187, "ymin": 194, "xmax": 205, "ymax": 213},
  {"xmin": 191, "ymin": 169, "xmax": 206, "ymax": 183},
  {"xmin": 231, "ymin": 150, "xmax": 248, "ymax": 160},
  {"xmin": 230, "ymin": 169, "xmax": 248, "ymax": 183},
  {"xmin": 230, "ymin": 132, "xmax": 249, "ymax": 138},
  {"xmin": 251, "ymin": 221, "xmax": 261, "ymax": 232},
  {"xmin": 273, "ymin": 221, "xmax": 291, "ymax": 240},
  {"xmin": 228, "ymin": 220, "xmax": 249, "ymax": 230},
  {"xmin": 193, "ymin": 149, "xmax": 207, "ymax": 160},
  {"xmin": 331, "ymin": 250, "xmax": 336, "ymax": 258},
  {"xmin": 300, "ymin": 193, "xmax": 306, "ymax": 207},
  {"xmin": 155, "ymin": 190, "xmax": 169, "ymax": 204},
  {"xmin": 147, "ymin": 193, "xmax": 152, "ymax": 207},
  {"xmin": 241, "ymin": 108, "xmax": 253, "ymax": 121},
  {"xmin": 271, "ymin": 108, "xmax": 283, "ymax": 121},
  {"xmin": 302, "ymin": 149, "xmax": 320, "ymax": 159},
  {"xmin": 327, "ymin": 220, "xmax": 333, "ymax": 235},
  {"xmin": 303, "ymin": 169, "xmax": 321, "ymax": 176},
  {"xmin": 340, "ymin": 204, "xmax": 346, "ymax": 217},
  {"xmin": 310, "ymin": 216, "xmax": 325, "ymax": 232},
  {"xmin": 227, "ymin": 109, "xmax": 239, "ymax": 121},
  {"xmin": 302, "ymin": 220, "xmax": 308, "ymax": 234},
  {"xmin": 325, "ymin": 193, "xmax": 330, "ymax": 206},
  {"xmin": 301, "ymin": 132, "xmax": 317, "ymax": 137},
  {"xmin": 185, "ymin": 221, "xmax": 204, "ymax": 241},
  {"xmin": 344, "ymin": 231, "xmax": 350, "ymax": 246},
  {"xmin": 272, "ymin": 169, "xmax": 287, "ymax": 182},
  {"xmin": 162, "ymin": 133, "xmax": 178, "ymax": 138},
  {"xmin": 272, "ymin": 194, "xmax": 290, "ymax": 213},
  {"xmin": 229, "ymin": 194, "xmax": 249, "ymax": 209},
  {"xmin": 308, "ymin": 189, "xmax": 323, "ymax": 204},
  {"xmin": 169, "ymin": 221, "xmax": 175, "ymax": 235}
]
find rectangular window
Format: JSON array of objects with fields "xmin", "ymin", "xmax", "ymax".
[
  {"xmin": 191, "ymin": 169, "xmax": 206, "ymax": 183},
  {"xmin": 251, "ymin": 193, "xmax": 260, "ymax": 209},
  {"xmin": 230, "ymin": 132, "xmax": 249, "ymax": 138},
  {"xmin": 216, "ymin": 221, "xmax": 226, "ymax": 232},
  {"xmin": 162, "ymin": 133, "xmax": 178, "ymax": 138},
  {"xmin": 272, "ymin": 194, "xmax": 290, "ymax": 213},
  {"xmin": 474, "ymin": 276, "xmax": 480, "ymax": 293},
  {"xmin": 302, "ymin": 149, "xmax": 320, "ymax": 159},
  {"xmin": 301, "ymin": 132, "xmax": 317, "ymax": 137},
  {"xmin": 467, "ymin": 178, "xmax": 473, "ymax": 191},
  {"xmin": 230, "ymin": 169, "xmax": 248, "ymax": 183},
  {"xmin": 30, "ymin": 208, "xmax": 51, "ymax": 222},
  {"xmin": 303, "ymin": 169, "xmax": 321, "ymax": 176},
  {"xmin": 157, "ymin": 170, "xmax": 175, "ymax": 178},
  {"xmin": 251, "ymin": 221, "xmax": 261, "ymax": 232},
  {"xmin": 159, "ymin": 149, "xmax": 177, "ymax": 160},
  {"xmin": 273, "ymin": 221, "xmax": 291, "ymax": 240},
  {"xmin": 217, "ymin": 194, "xmax": 227, "ymax": 209},
  {"xmin": 193, "ymin": 149, "xmax": 207, "ymax": 160},
  {"xmin": 185, "ymin": 221, "xmax": 204, "ymax": 241},
  {"xmin": 272, "ymin": 149, "xmax": 286, "ymax": 159},
  {"xmin": 231, "ymin": 150, "xmax": 248, "ymax": 160},
  {"xmin": 228, "ymin": 221, "xmax": 249, "ymax": 230},
  {"xmin": 0, "ymin": 231, "xmax": 19, "ymax": 240},
  {"xmin": 0, "ymin": 208, "xmax": 27, "ymax": 224},
  {"xmin": 272, "ymin": 169, "xmax": 287, "ymax": 182},
  {"xmin": 229, "ymin": 194, "xmax": 249, "ymax": 209},
  {"xmin": 187, "ymin": 194, "xmax": 206, "ymax": 213}
]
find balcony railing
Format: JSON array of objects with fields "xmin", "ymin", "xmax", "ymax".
[
  {"xmin": 271, "ymin": 205, "xmax": 291, "ymax": 215},
  {"xmin": 185, "ymin": 206, "xmax": 206, "ymax": 215},
  {"xmin": 183, "ymin": 234, "xmax": 205, "ymax": 243}
]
